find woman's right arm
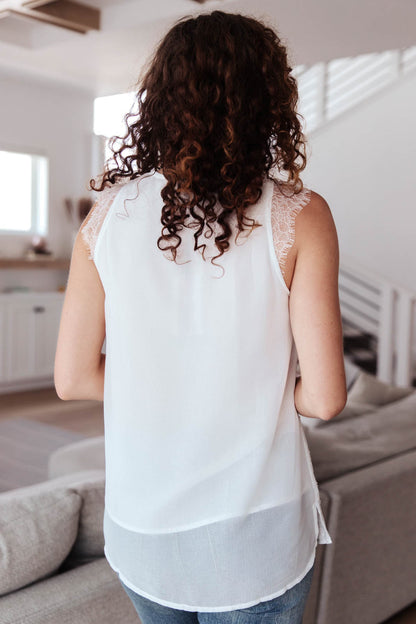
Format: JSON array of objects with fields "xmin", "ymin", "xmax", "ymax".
[{"xmin": 289, "ymin": 190, "xmax": 347, "ymax": 421}]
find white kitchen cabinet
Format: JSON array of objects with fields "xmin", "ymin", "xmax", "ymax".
[
  {"xmin": 0, "ymin": 303, "xmax": 6, "ymax": 383},
  {"xmin": 0, "ymin": 292, "xmax": 64, "ymax": 393}
]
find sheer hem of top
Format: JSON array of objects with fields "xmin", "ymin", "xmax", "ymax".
[
  {"xmin": 270, "ymin": 183, "xmax": 312, "ymax": 281},
  {"xmin": 80, "ymin": 179, "xmax": 130, "ymax": 260}
]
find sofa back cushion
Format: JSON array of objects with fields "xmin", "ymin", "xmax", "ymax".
[
  {"xmin": 30, "ymin": 470, "xmax": 106, "ymax": 565},
  {"xmin": 0, "ymin": 469, "xmax": 106, "ymax": 595},
  {"xmin": 65, "ymin": 473, "xmax": 105, "ymax": 562},
  {"xmin": 348, "ymin": 370, "xmax": 415, "ymax": 406},
  {"xmin": 0, "ymin": 486, "xmax": 81, "ymax": 596},
  {"xmin": 300, "ymin": 369, "xmax": 415, "ymax": 429},
  {"xmin": 306, "ymin": 390, "xmax": 416, "ymax": 483}
]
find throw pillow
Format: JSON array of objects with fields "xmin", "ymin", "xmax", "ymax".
[
  {"xmin": 348, "ymin": 370, "xmax": 415, "ymax": 406},
  {"xmin": 305, "ymin": 390, "xmax": 416, "ymax": 482},
  {"xmin": 66, "ymin": 475, "xmax": 105, "ymax": 561},
  {"xmin": 299, "ymin": 369, "xmax": 415, "ymax": 429},
  {"xmin": 0, "ymin": 487, "xmax": 81, "ymax": 596}
]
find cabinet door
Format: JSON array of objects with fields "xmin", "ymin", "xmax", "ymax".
[
  {"xmin": 6, "ymin": 297, "xmax": 64, "ymax": 382},
  {"xmin": 0, "ymin": 303, "xmax": 7, "ymax": 382},
  {"xmin": 33, "ymin": 300, "xmax": 63, "ymax": 377},
  {"xmin": 7, "ymin": 302, "xmax": 36, "ymax": 381}
]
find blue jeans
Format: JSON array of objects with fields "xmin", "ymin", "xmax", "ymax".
[{"xmin": 119, "ymin": 561, "xmax": 315, "ymax": 623}]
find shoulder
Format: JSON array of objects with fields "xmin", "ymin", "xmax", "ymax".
[
  {"xmin": 83, "ymin": 179, "xmax": 132, "ymax": 225},
  {"xmin": 271, "ymin": 180, "xmax": 334, "ymax": 224},
  {"xmin": 300, "ymin": 189, "xmax": 330, "ymax": 215},
  {"xmin": 294, "ymin": 189, "xmax": 335, "ymax": 230},
  {"xmin": 93, "ymin": 178, "xmax": 132, "ymax": 207},
  {"xmin": 271, "ymin": 180, "xmax": 312, "ymax": 216},
  {"xmin": 293, "ymin": 189, "xmax": 339, "ymax": 254},
  {"xmin": 79, "ymin": 179, "xmax": 130, "ymax": 260}
]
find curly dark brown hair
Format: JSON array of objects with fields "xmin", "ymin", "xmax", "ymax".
[{"xmin": 89, "ymin": 10, "xmax": 307, "ymax": 269}]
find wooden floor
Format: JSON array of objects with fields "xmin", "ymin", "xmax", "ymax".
[
  {"xmin": 0, "ymin": 386, "xmax": 104, "ymax": 436},
  {"xmin": 0, "ymin": 385, "xmax": 415, "ymax": 623}
]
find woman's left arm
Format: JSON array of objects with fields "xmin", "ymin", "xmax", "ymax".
[{"xmin": 54, "ymin": 227, "xmax": 106, "ymax": 402}]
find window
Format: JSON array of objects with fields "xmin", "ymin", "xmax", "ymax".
[
  {"xmin": 94, "ymin": 92, "xmax": 137, "ymax": 165},
  {"xmin": 0, "ymin": 149, "xmax": 49, "ymax": 235}
]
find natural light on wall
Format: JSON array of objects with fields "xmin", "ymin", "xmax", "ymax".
[
  {"xmin": 94, "ymin": 92, "xmax": 137, "ymax": 162},
  {"xmin": 0, "ymin": 150, "xmax": 48, "ymax": 234}
]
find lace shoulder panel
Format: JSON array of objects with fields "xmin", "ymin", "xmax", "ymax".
[
  {"xmin": 271, "ymin": 182, "xmax": 312, "ymax": 279},
  {"xmin": 80, "ymin": 180, "xmax": 130, "ymax": 260}
]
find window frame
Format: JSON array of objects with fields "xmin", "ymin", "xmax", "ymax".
[{"xmin": 0, "ymin": 145, "xmax": 49, "ymax": 237}]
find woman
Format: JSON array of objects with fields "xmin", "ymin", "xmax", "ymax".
[{"xmin": 54, "ymin": 9, "xmax": 347, "ymax": 624}]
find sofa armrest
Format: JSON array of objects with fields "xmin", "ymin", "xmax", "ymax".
[
  {"xmin": 48, "ymin": 436, "xmax": 105, "ymax": 479},
  {"xmin": 313, "ymin": 450, "xmax": 416, "ymax": 624}
]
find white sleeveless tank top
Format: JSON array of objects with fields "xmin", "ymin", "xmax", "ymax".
[{"xmin": 81, "ymin": 170, "xmax": 332, "ymax": 612}]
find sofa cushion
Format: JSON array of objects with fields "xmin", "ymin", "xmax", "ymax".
[
  {"xmin": 65, "ymin": 473, "xmax": 105, "ymax": 562},
  {"xmin": 0, "ymin": 557, "xmax": 138, "ymax": 624},
  {"xmin": 306, "ymin": 390, "xmax": 416, "ymax": 483},
  {"xmin": 0, "ymin": 486, "xmax": 81, "ymax": 596},
  {"xmin": 32, "ymin": 469, "xmax": 106, "ymax": 564},
  {"xmin": 348, "ymin": 370, "xmax": 415, "ymax": 406},
  {"xmin": 300, "ymin": 370, "xmax": 415, "ymax": 430},
  {"xmin": 48, "ymin": 436, "xmax": 105, "ymax": 479}
]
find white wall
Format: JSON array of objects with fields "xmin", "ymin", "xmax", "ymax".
[
  {"xmin": 0, "ymin": 69, "xmax": 95, "ymax": 291},
  {"xmin": 302, "ymin": 70, "xmax": 416, "ymax": 293}
]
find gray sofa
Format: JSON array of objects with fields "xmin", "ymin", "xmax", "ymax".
[{"xmin": 1, "ymin": 366, "xmax": 415, "ymax": 624}]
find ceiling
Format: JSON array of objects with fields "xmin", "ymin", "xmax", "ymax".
[{"xmin": 0, "ymin": 0, "xmax": 415, "ymax": 96}]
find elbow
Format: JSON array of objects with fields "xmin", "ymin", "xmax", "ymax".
[
  {"xmin": 54, "ymin": 356, "xmax": 71, "ymax": 400},
  {"xmin": 55, "ymin": 384, "xmax": 72, "ymax": 401},
  {"xmin": 318, "ymin": 393, "xmax": 348, "ymax": 421},
  {"xmin": 54, "ymin": 373, "xmax": 74, "ymax": 401}
]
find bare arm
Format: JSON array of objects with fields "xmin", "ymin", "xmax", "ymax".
[
  {"xmin": 54, "ymin": 214, "xmax": 106, "ymax": 402},
  {"xmin": 289, "ymin": 191, "xmax": 347, "ymax": 421}
]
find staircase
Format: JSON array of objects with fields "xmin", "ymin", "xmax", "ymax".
[
  {"xmin": 342, "ymin": 320, "xmax": 378, "ymax": 377},
  {"xmin": 295, "ymin": 45, "xmax": 416, "ymax": 133},
  {"xmin": 342, "ymin": 319, "xmax": 416, "ymax": 389},
  {"xmin": 338, "ymin": 256, "xmax": 416, "ymax": 388},
  {"xmin": 294, "ymin": 47, "xmax": 416, "ymax": 388}
]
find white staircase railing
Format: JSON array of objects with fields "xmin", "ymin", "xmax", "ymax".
[
  {"xmin": 295, "ymin": 47, "xmax": 416, "ymax": 387},
  {"xmin": 339, "ymin": 255, "xmax": 416, "ymax": 387},
  {"xmin": 295, "ymin": 45, "xmax": 416, "ymax": 133}
]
